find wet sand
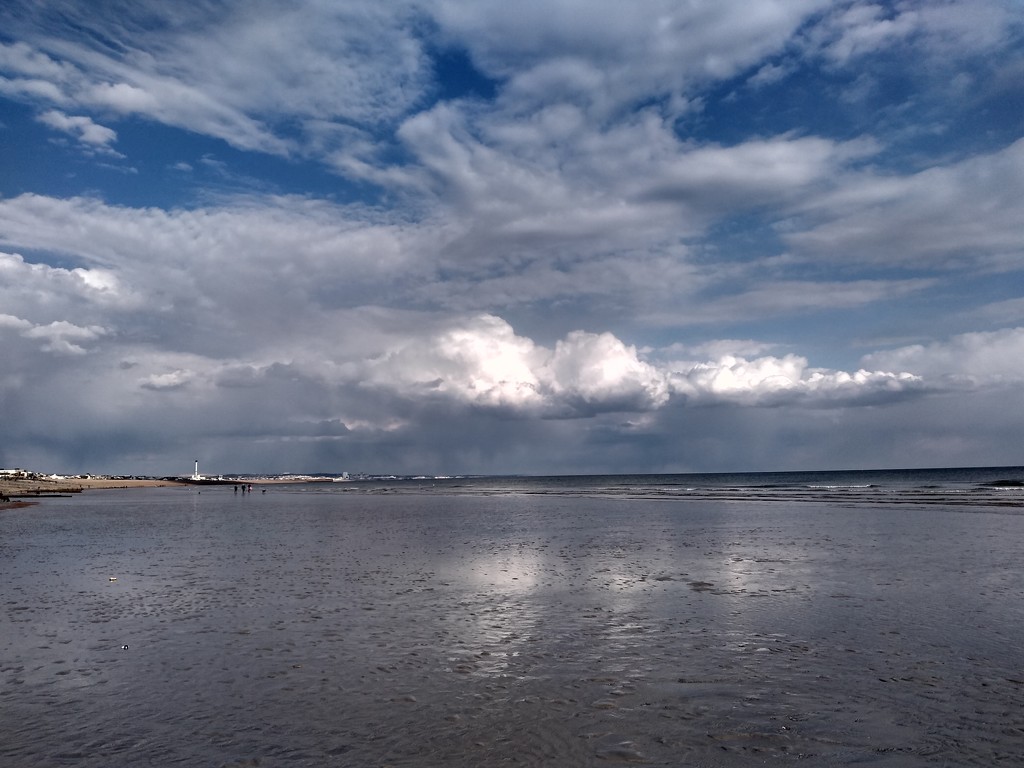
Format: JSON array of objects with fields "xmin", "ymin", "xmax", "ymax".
[{"xmin": 2, "ymin": 487, "xmax": 1023, "ymax": 766}]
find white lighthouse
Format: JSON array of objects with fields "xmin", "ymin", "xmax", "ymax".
[{"xmin": 192, "ymin": 459, "xmax": 201, "ymax": 481}]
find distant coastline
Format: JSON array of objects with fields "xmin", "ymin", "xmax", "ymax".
[{"xmin": 0, "ymin": 471, "xmax": 335, "ymax": 508}]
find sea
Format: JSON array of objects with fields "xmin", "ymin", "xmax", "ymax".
[
  {"xmin": 305, "ymin": 465, "xmax": 1024, "ymax": 507},
  {"xmin": 2, "ymin": 466, "xmax": 1023, "ymax": 766}
]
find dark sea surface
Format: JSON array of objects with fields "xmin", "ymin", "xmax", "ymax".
[{"xmin": 3, "ymin": 467, "xmax": 1024, "ymax": 766}]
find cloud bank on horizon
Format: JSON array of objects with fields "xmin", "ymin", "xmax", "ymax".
[{"xmin": 1, "ymin": 0, "xmax": 1023, "ymax": 475}]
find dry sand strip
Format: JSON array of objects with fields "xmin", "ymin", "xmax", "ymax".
[{"xmin": 0, "ymin": 477, "xmax": 189, "ymax": 508}]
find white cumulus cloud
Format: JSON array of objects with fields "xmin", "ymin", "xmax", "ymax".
[
  {"xmin": 365, "ymin": 315, "xmax": 921, "ymax": 414},
  {"xmin": 666, "ymin": 353, "xmax": 922, "ymax": 406},
  {"xmin": 862, "ymin": 327, "xmax": 1024, "ymax": 384},
  {"xmin": 140, "ymin": 369, "xmax": 195, "ymax": 391},
  {"xmin": 366, "ymin": 314, "xmax": 547, "ymax": 409},
  {"xmin": 20, "ymin": 319, "xmax": 106, "ymax": 355},
  {"xmin": 364, "ymin": 316, "xmax": 671, "ymax": 415},
  {"xmin": 545, "ymin": 331, "xmax": 669, "ymax": 412},
  {"xmin": 36, "ymin": 109, "xmax": 120, "ymax": 155}
]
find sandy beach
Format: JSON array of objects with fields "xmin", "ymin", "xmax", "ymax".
[{"xmin": 0, "ymin": 476, "xmax": 186, "ymax": 507}]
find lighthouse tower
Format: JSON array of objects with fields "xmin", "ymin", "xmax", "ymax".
[{"xmin": 192, "ymin": 459, "xmax": 201, "ymax": 481}]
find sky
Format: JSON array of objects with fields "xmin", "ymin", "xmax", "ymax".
[{"xmin": 1, "ymin": 0, "xmax": 1023, "ymax": 477}]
